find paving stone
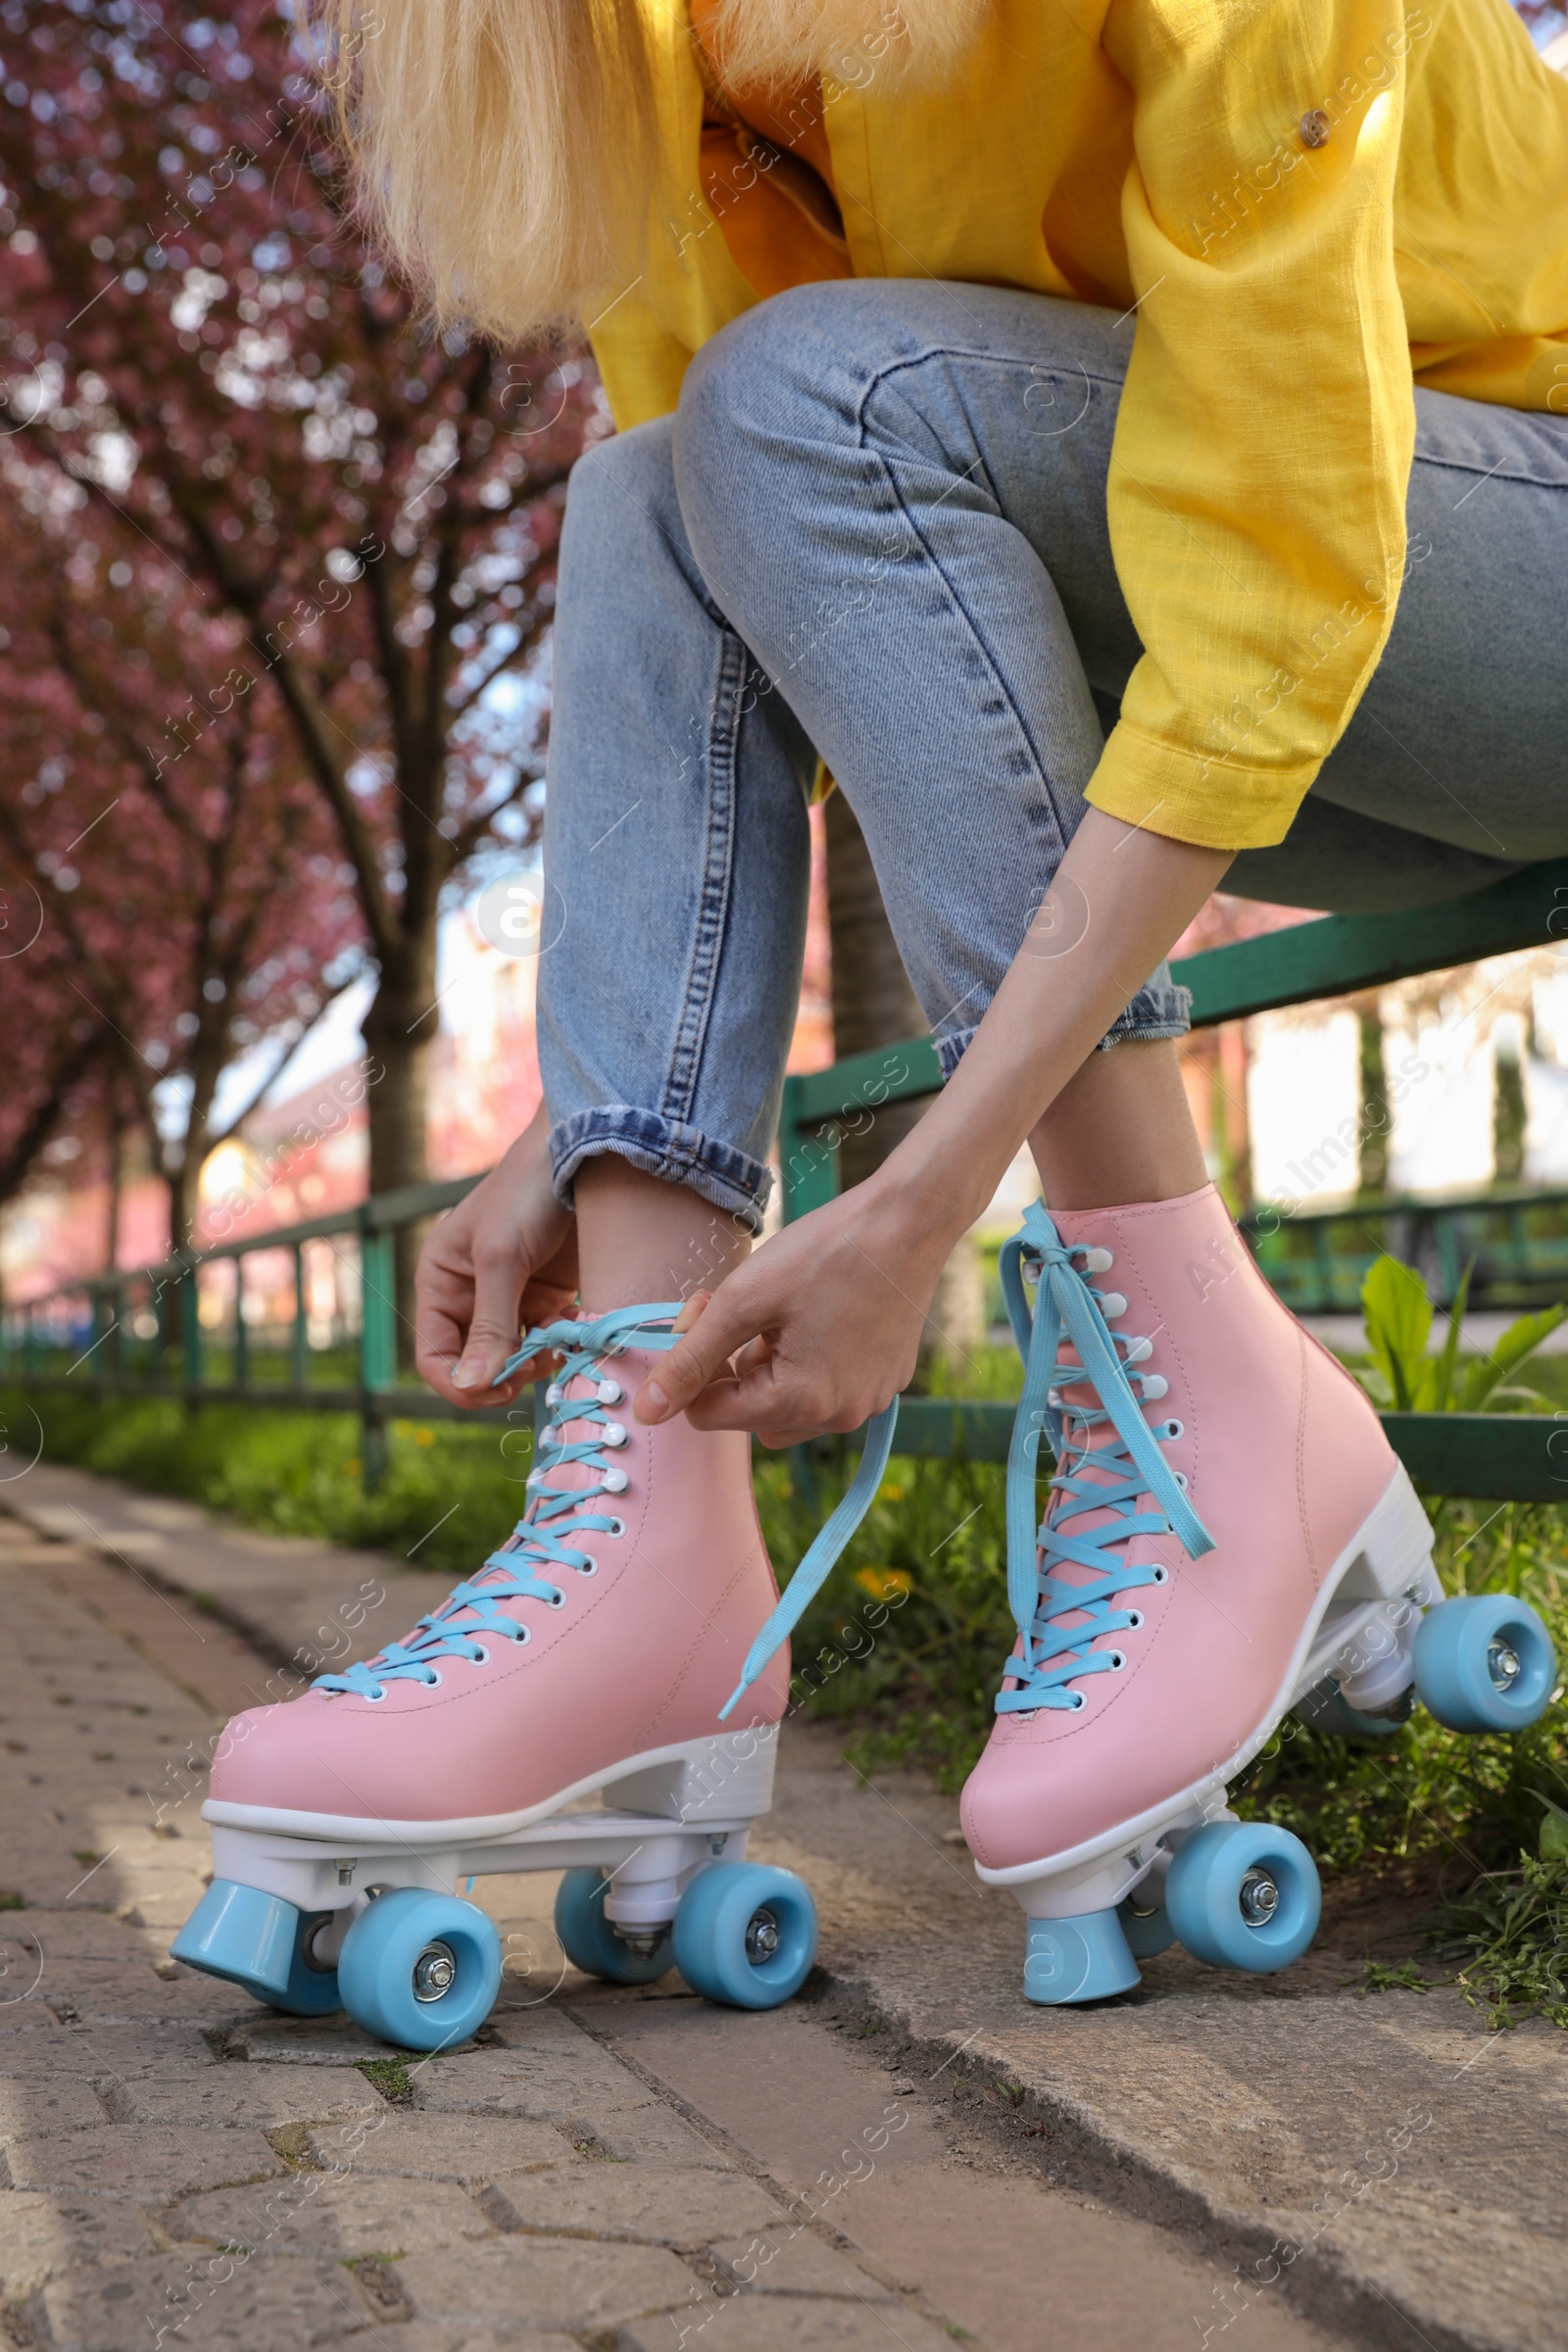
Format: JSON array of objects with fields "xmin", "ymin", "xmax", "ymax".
[
  {"xmin": 485, "ymin": 2164, "xmax": 783, "ymax": 2248},
  {"xmin": 410, "ymin": 2039, "xmax": 652, "ymax": 2117},
  {"xmin": 617, "ymin": 2297, "xmax": 956, "ymax": 2352},
  {"xmin": 218, "ymin": 2016, "xmax": 388, "ymax": 2065},
  {"xmin": 40, "ymin": 2248, "xmax": 375, "ymax": 2349},
  {"xmin": 101, "ymin": 2062, "xmax": 384, "ymax": 2130},
  {"xmin": 707, "ymin": 2226, "xmax": 896, "ymax": 2299},
  {"xmin": 397, "ymin": 2236, "xmax": 695, "ymax": 2331},
  {"xmin": 584, "ymin": 2105, "xmax": 734, "ymax": 2167},
  {"xmin": 167, "ymin": 2172, "xmax": 496, "ymax": 2260},
  {"xmin": 301, "ymin": 2111, "xmax": 577, "ymax": 2182},
  {"xmin": 24, "ymin": 1957, "xmax": 249, "ymax": 2024},
  {"xmin": 0, "ymin": 2022, "xmax": 217, "ymax": 2077},
  {"xmin": 4, "ymin": 2125, "xmax": 288, "ymax": 2204},
  {"xmin": 392, "ymin": 2331, "xmax": 582, "ymax": 2352},
  {"xmin": 0, "ymin": 2075, "xmax": 107, "ymax": 2141},
  {"xmin": 0, "ymin": 2191, "xmax": 160, "ymax": 2298}
]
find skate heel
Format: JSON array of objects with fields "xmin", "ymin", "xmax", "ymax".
[
  {"xmin": 603, "ymin": 1726, "xmax": 778, "ymax": 1823},
  {"xmin": 1298, "ymin": 1463, "xmax": 1443, "ymax": 1722}
]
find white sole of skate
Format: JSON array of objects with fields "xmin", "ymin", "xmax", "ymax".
[
  {"xmin": 973, "ymin": 1461, "xmax": 1441, "ymax": 1923},
  {"xmin": 200, "ymin": 1725, "xmax": 778, "ymax": 1933}
]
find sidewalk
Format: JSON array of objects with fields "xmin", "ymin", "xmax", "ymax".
[{"xmin": 2, "ymin": 1462, "xmax": 1563, "ymax": 2350}]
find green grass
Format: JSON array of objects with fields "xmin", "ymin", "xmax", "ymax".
[{"xmin": 7, "ymin": 1344, "xmax": 1568, "ymax": 2025}]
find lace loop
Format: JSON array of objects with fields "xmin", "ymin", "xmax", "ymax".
[
  {"xmin": 996, "ymin": 1203, "xmax": 1213, "ymax": 1717},
  {"xmin": 314, "ymin": 1304, "xmax": 684, "ymax": 1701}
]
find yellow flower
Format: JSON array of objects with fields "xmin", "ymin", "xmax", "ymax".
[
  {"xmin": 883, "ymin": 1484, "xmax": 905, "ymax": 1502},
  {"xmin": 855, "ymin": 1567, "xmax": 912, "ymax": 1601},
  {"xmin": 415, "ymin": 1427, "xmax": 434, "ymax": 1447}
]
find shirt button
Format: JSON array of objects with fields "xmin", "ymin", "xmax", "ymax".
[{"xmin": 1299, "ymin": 109, "xmax": 1333, "ymax": 148}]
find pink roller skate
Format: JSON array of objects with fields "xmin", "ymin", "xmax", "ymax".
[
  {"xmin": 960, "ymin": 1189, "xmax": 1556, "ymax": 2004},
  {"xmin": 172, "ymin": 1305, "xmax": 820, "ymax": 2046}
]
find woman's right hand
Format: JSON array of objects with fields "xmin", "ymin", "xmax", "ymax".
[{"xmin": 415, "ymin": 1106, "xmax": 579, "ymax": 1407}]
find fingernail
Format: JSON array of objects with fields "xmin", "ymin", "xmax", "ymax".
[
  {"xmin": 452, "ymin": 1360, "xmax": 476, "ymax": 1390},
  {"xmin": 642, "ymin": 1379, "xmax": 668, "ymax": 1421}
]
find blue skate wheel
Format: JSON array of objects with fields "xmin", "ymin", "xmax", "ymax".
[
  {"xmin": 672, "ymin": 1863, "xmax": 817, "ymax": 2009},
  {"xmin": 555, "ymin": 1868, "xmax": 675, "ymax": 1986},
  {"xmin": 1164, "ymin": 1822, "xmax": 1321, "ymax": 1974},
  {"xmin": 336, "ymin": 1887, "xmax": 502, "ymax": 2052},
  {"xmin": 1412, "ymin": 1593, "xmax": 1557, "ymax": 1733},
  {"xmin": 171, "ymin": 1880, "xmax": 343, "ymax": 2017},
  {"xmin": 1024, "ymin": 1910, "xmax": 1141, "ymax": 2003}
]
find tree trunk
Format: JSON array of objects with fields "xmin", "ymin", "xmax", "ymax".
[
  {"xmin": 105, "ymin": 1091, "xmax": 123, "ymax": 1273},
  {"xmin": 822, "ymin": 792, "xmax": 985, "ymax": 1365},
  {"xmin": 362, "ymin": 957, "xmax": 438, "ymax": 1367},
  {"xmin": 1355, "ymin": 996, "xmax": 1391, "ymax": 1199}
]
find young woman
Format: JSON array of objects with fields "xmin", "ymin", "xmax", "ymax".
[{"xmin": 203, "ymin": 0, "xmax": 1568, "ymax": 2000}]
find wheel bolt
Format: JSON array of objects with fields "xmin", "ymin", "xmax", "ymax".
[
  {"xmin": 1489, "ymin": 1638, "xmax": 1521, "ymax": 1690},
  {"xmin": 745, "ymin": 1908, "xmax": 781, "ymax": 1964},
  {"xmin": 1238, "ymin": 1868, "xmax": 1279, "ymax": 1928},
  {"xmin": 413, "ymin": 1941, "xmax": 458, "ymax": 2001}
]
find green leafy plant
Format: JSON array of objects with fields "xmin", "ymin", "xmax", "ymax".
[{"xmin": 1358, "ymin": 1253, "xmax": 1567, "ymax": 1413}]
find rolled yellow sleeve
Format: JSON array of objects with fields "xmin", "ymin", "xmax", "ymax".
[{"xmin": 1092, "ymin": 0, "xmax": 1417, "ymax": 852}]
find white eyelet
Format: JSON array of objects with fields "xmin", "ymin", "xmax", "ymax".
[
  {"xmin": 363, "ymin": 1690, "xmax": 386, "ymax": 1703},
  {"xmin": 1107, "ymin": 1650, "xmax": 1126, "ymax": 1671},
  {"xmin": 1152, "ymin": 1564, "xmax": 1168, "ymax": 1584},
  {"xmin": 539, "ymin": 1427, "xmax": 560, "ymax": 1449},
  {"xmin": 424, "ymin": 1671, "xmax": 443, "ymax": 1689},
  {"xmin": 606, "ymin": 1518, "xmax": 625, "ymax": 1539},
  {"xmin": 1069, "ymin": 1691, "xmax": 1087, "ymax": 1711},
  {"xmin": 525, "ymin": 1470, "xmax": 546, "ymax": 1490},
  {"xmin": 603, "ymin": 1466, "xmax": 629, "ymax": 1494},
  {"xmin": 578, "ymin": 1558, "xmax": 601, "ymax": 1576},
  {"xmin": 1174, "ymin": 1471, "xmax": 1189, "ymax": 1491},
  {"xmin": 602, "ymin": 1422, "xmax": 628, "ymax": 1449},
  {"xmin": 1162, "ymin": 1419, "xmax": 1185, "ymax": 1441},
  {"xmin": 545, "ymin": 1382, "xmax": 563, "ymax": 1406},
  {"xmin": 547, "ymin": 1590, "xmax": 565, "ymax": 1609},
  {"xmin": 468, "ymin": 1644, "xmax": 489, "ymax": 1666},
  {"xmin": 597, "ymin": 1379, "xmax": 623, "ymax": 1404},
  {"xmin": 1126, "ymin": 1610, "xmax": 1144, "ymax": 1631},
  {"xmin": 516, "ymin": 1625, "xmax": 531, "ymax": 1644}
]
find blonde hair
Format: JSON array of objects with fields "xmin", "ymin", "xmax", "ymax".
[
  {"xmin": 314, "ymin": 0, "xmax": 987, "ymax": 345},
  {"xmin": 314, "ymin": 0, "xmax": 656, "ymax": 345}
]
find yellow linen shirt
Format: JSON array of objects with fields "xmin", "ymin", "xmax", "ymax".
[{"xmin": 589, "ymin": 0, "xmax": 1568, "ymax": 854}]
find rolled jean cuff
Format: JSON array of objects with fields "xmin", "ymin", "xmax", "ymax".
[
  {"xmin": 935, "ymin": 966, "xmax": 1192, "ymax": 1080},
  {"xmin": 549, "ymin": 1107, "xmax": 774, "ymax": 1236}
]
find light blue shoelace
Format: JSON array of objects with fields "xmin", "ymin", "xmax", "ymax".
[
  {"xmin": 315, "ymin": 1301, "xmax": 900, "ymax": 1713},
  {"xmin": 995, "ymin": 1201, "xmax": 1213, "ymax": 1717},
  {"xmin": 314, "ymin": 1305, "xmax": 684, "ymax": 1701}
]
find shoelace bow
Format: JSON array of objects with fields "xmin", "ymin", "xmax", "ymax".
[
  {"xmin": 996, "ymin": 1201, "xmax": 1213, "ymax": 1717},
  {"xmin": 315, "ymin": 1305, "xmax": 684, "ymax": 1701}
]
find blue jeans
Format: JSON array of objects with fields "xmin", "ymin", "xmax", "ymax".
[{"xmin": 539, "ymin": 280, "xmax": 1568, "ymax": 1230}]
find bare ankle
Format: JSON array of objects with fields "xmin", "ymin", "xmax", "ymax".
[{"xmin": 574, "ymin": 1155, "xmax": 751, "ymax": 1311}]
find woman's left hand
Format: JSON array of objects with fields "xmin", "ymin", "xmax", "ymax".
[{"xmin": 635, "ymin": 1170, "xmax": 965, "ymax": 1446}]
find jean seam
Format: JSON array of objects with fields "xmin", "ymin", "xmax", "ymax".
[
  {"xmin": 662, "ymin": 624, "xmax": 745, "ymax": 1127},
  {"xmin": 853, "ymin": 410, "xmax": 1080, "ymax": 855},
  {"xmin": 1411, "ymin": 450, "xmax": 1568, "ymax": 492}
]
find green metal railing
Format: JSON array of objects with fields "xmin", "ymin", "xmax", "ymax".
[
  {"xmin": 0, "ymin": 1178, "xmax": 519, "ymax": 1491},
  {"xmin": 1245, "ymin": 1182, "xmax": 1568, "ymax": 1316},
  {"xmin": 6, "ymin": 852, "xmax": 1568, "ymax": 1503},
  {"xmin": 776, "ymin": 853, "xmax": 1568, "ymax": 1502}
]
